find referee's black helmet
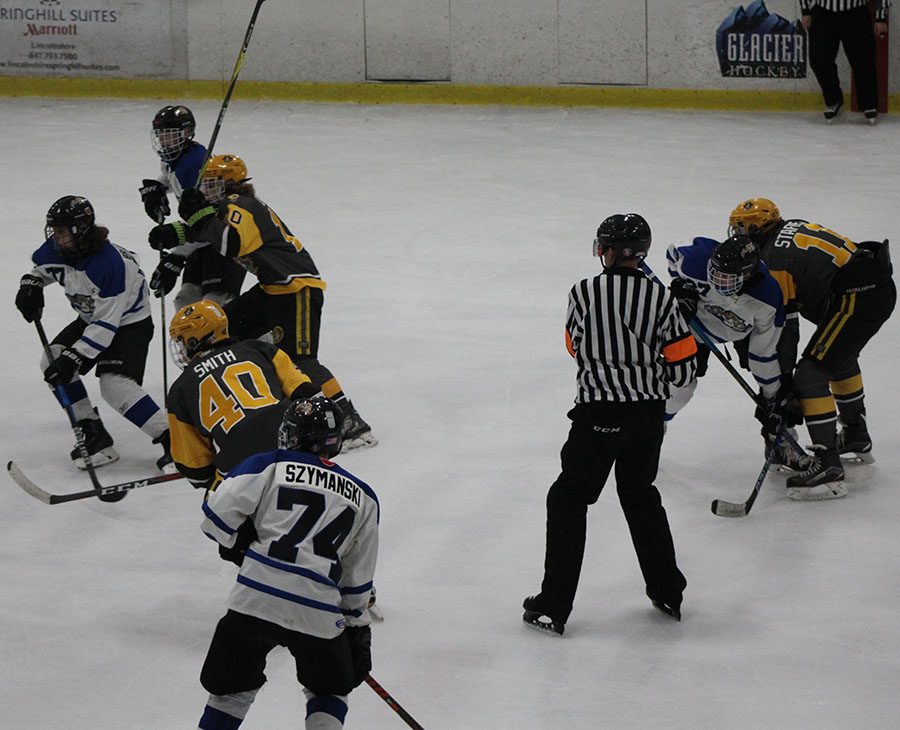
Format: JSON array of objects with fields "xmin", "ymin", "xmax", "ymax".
[{"xmin": 595, "ymin": 213, "xmax": 652, "ymax": 260}]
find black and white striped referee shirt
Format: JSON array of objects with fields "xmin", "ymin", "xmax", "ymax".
[
  {"xmin": 565, "ymin": 267, "xmax": 697, "ymax": 403},
  {"xmin": 800, "ymin": 0, "xmax": 891, "ymax": 20}
]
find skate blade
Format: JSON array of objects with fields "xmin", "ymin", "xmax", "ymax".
[
  {"xmin": 786, "ymin": 482, "xmax": 848, "ymax": 501},
  {"xmin": 840, "ymin": 451, "xmax": 875, "ymax": 465},
  {"xmin": 341, "ymin": 433, "xmax": 379, "ymax": 452},
  {"xmin": 522, "ymin": 616, "xmax": 564, "ymax": 637},
  {"xmin": 73, "ymin": 447, "xmax": 120, "ymax": 471}
]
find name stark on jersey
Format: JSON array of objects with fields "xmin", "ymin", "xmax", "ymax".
[
  {"xmin": 193, "ymin": 349, "xmax": 238, "ymax": 376},
  {"xmin": 283, "ymin": 463, "xmax": 362, "ymax": 507}
]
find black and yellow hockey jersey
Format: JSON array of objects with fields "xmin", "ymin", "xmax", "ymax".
[
  {"xmin": 763, "ymin": 218, "xmax": 861, "ymax": 323},
  {"xmin": 166, "ymin": 338, "xmax": 313, "ymax": 487},
  {"xmin": 195, "ymin": 194, "xmax": 326, "ymax": 296}
]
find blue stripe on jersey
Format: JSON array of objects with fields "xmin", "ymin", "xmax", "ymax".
[
  {"xmin": 754, "ymin": 374, "xmax": 781, "ymax": 385},
  {"xmin": 340, "ymin": 581, "xmax": 374, "ymax": 596},
  {"xmin": 122, "ymin": 394, "xmax": 160, "ymax": 428},
  {"xmin": 306, "ymin": 695, "xmax": 348, "ymax": 724},
  {"xmin": 244, "ymin": 548, "xmax": 337, "ymax": 587},
  {"xmin": 123, "ymin": 285, "xmax": 145, "ymax": 315},
  {"xmin": 32, "ymin": 238, "xmax": 65, "ymax": 266},
  {"xmin": 202, "ymin": 502, "xmax": 237, "ymax": 534},
  {"xmin": 79, "ymin": 334, "xmax": 107, "ymax": 353},
  {"xmin": 93, "ymin": 319, "xmax": 118, "ymax": 333},
  {"xmin": 235, "ymin": 574, "xmax": 344, "ymax": 613}
]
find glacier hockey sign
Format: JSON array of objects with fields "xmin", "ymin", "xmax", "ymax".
[{"xmin": 716, "ymin": 0, "xmax": 806, "ymax": 78}]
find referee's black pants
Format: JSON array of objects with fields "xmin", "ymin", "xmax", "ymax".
[
  {"xmin": 807, "ymin": 5, "xmax": 879, "ymax": 110},
  {"xmin": 539, "ymin": 400, "xmax": 686, "ymax": 623}
]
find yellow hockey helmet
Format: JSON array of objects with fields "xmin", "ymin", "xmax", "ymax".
[
  {"xmin": 728, "ymin": 198, "xmax": 782, "ymax": 238},
  {"xmin": 199, "ymin": 154, "xmax": 249, "ymax": 203},
  {"xmin": 168, "ymin": 299, "xmax": 229, "ymax": 367}
]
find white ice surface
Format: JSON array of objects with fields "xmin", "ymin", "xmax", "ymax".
[{"xmin": 1, "ymin": 98, "xmax": 898, "ymax": 729}]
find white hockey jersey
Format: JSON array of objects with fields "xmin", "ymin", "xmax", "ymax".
[
  {"xmin": 202, "ymin": 449, "xmax": 380, "ymax": 639},
  {"xmin": 667, "ymin": 237, "xmax": 785, "ymax": 399},
  {"xmin": 28, "ymin": 238, "xmax": 152, "ymax": 363}
]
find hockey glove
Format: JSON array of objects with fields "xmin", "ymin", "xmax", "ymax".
[
  {"xmin": 148, "ymin": 221, "xmax": 192, "ymax": 251},
  {"xmin": 43, "ymin": 347, "xmax": 84, "ymax": 386},
  {"xmin": 149, "ymin": 254, "xmax": 186, "ymax": 297},
  {"xmin": 218, "ymin": 518, "xmax": 258, "ymax": 567},
  {"xmin": 669, "ymin": 278, "xmax": 700, "ymax": 320},
  {"xmin": 139, "ymin": 179, "xmax": 171, "ymax": 224},
  {"xmin": 178, "ymin": 187, "xmax": 216, "ymax": 228},
  {"xmin": 15, "ymin": 274, "xmax": 44, "ymax": 323},
  {"xmin": 344, "ymin": 625, "xmax": 372, "ymax": 688}
]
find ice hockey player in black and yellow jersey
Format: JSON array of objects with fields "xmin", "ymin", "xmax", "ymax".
[
  {"xmin": 729, "ymin": 198, "xmax": 896, "ymax": 499},
  {"xmin": 148, "ymin": 154, "xmax": 376, "ymax": 451},
  {"xmin": 165, "ymin": 299, "xmax": 321, "ymax": 490}
]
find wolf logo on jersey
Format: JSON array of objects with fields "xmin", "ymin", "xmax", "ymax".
[{"xmin": 704, "ymin": 303, "xmax": 752, "ymax": 333}]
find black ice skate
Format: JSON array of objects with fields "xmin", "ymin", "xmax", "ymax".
[
  {"xmin": 837, "ymin": 419, "xmax": 875, "ymax": 465},
  {"xmin": 785, "ymin": 445, "xmax": 848, "ymax": 501},
  {"xmin": 340, "ymin": 404, "xmax": 378, "ymax": 452},
  {"xmin": 522, "ymin": 595, "xmax": 565, "ymax": 636},
  {"xmin": 70, "ymin": 411, "xmax": 119, "ymax": 471},
  {"xmin": 651, "ymin": 600, "xmax": 682, "ymax": 622},
  {"xmin": 824, "ymin": 101, "xmax": 842, "ymax": 123},
  {"xmin": 766, "ymin": 431, "xmax": 813, "ymax": 474},
  {"xmin": 864, "ymin": 109, "xmax": 878, "ymax": 125}
]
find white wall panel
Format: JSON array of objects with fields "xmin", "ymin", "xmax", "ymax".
[
  {"xmin": 365, "ymin": 0, "xmax": 450, "ymax": 81},
  {"xmin": 559, "ymin": 0, "xmax": 646, "ymax": 85},
  {"xmin": 450, "ymin": 0, "xmax": 557, "ymax": 85}
]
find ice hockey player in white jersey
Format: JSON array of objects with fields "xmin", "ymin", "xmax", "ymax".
[
  {"xmin": 666, "ymin": 235, "xmax": 810, "ymax": 471},
  {"xmin": 14, "ymin": 196, "xmax": 172, "ymax": 499},
  {"xmin": 198, "ymin": 396, "xmax": 379, "ymax": 730},
  {"xmin": 139, "ymin": 105, "xmax": 245, "ymax": 310}
]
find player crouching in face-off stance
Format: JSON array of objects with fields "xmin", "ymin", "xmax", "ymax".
[
  {"xmin": 14, "ymin": 196, "xmax": 172, "ymax": 495},
  {"xmin": 523, "ymin": 214, "xmax": 697, "ymax": 636},
  {"xmin": 147, "ymin": 153, "xmax": 376, "ymax": 452},
  {"xmin": 728, "ymin": 198, "xmax": 896, "ymax": 499},
  {"xmin": 198, "ymin": 396, "xmax": 378, "ymax": 730},
  {"xmin": 665, "ymin": 235, "xmax": 811, "ymax": 472},
  {"xmin": 166, "ymin": 299, "xmax": 321, "ymax": 491}
]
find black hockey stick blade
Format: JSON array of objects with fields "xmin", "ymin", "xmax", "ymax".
[
  {"xmin": 710, "ymin": 427, "xmax": 784, "ymax": 518},
  {"xmin": 7, "ymin": 461, "xmax": 183, "ymax": 505},
  {"xmin": 710, "ymin": 497, "xmax": 750, "ymax": 518}
]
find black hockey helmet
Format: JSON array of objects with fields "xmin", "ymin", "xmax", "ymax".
[
  {"xmin": 278, "ymin": 397, "xmax": 344, "ymax": 459},
  {"xmin": 708, "ymin": 235, "xmax": 759, "ymax": 296},
  {"xmin": 151, "ymin": 105, "xmax": 196, "ymax": 162},
  {"xmin": 45, "ymin": 195, "xmax": 96, "ymax": 259},
  {"xmin": 594, "ymin": 213, "xmax": 652, "ymax": 261}
]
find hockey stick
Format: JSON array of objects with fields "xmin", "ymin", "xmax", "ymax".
[
  {"xmin": 160, "ymin": 295, "xmax": 168, "ymax": 398},
  {"xmin": 688, "ymin": 321, "xmax": 807, "ymax": 459},
  {"xmin": 710, "ymin": 425, "xmax": 784, "ymax": 517},
  {"xmin": 365, "ymin": 675, "xmax": 426, "ymax": 730},
  {"xmin": 7, "ymin": 461, "xmax": 183, "ymax": 505},
  {"xmin": 196, "ymin": 0, "xmax": 267, "ymax": 183},
  {"xmin": 34, "ymin": 318, "xmax": 105, "ymax": 493}
]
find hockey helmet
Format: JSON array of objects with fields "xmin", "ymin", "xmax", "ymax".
[
  {"xmin": 728, "ymin": 198, "xmax": 782, "ymax": 239},
  {"xmin": 199, "ymin": 154, "xmax": 250, "ymax": 203},
  {"xmin": 45, "ymin": 195, "xmax": 96, "ymax": 259},
  {"xmin": 168, "ymin": 299, "xmax": 229, "ymax": 367},
  {"xmin": 278, "ymin": 397, "xmax": 344, "ymax": 458},
  {"xmin": 708, "ymin": 235, "xmax": 759, "ymax": 297},
  {"xmin": 594, "ymin": 213, "xmax": 651, "ymax": 262},
  {"xmin": 151, "ymin": 105, "xmax": 196, "ymax": 162}
]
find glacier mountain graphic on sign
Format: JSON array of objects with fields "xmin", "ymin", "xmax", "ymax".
[{"xmin": 716, "ymin": 0, "xmax": 806, "ymax": 78}]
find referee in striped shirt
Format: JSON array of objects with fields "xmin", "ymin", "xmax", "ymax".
[
  {"xmin": 800, "ymin": 0, "xmax": 891, "ymax": 122},
  {"xmin": 523, "ymin": 213, "xmax": 697, "ymax": 636}
]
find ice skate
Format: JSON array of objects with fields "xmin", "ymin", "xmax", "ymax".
[
  {"xmin": 864, "ymin": 109, "xmax": 878, "ymax": 125},
  {"xmin": 837, "ymin": 419, "xmax": 875, "ymax": 465},
  {"xmin": 823, "ymin": 101, "xmax": 842, "ymax": 123},
  {"xmin": 154, "ymin": 429, "xmax": 175, "ymax": 471},
  {"xmin": 340, "ymin": 405, "xmax": 378, "ymax": 452},
  {"xmin": 522, "ymin": 595, "xmax": 565, "ymax": 636},
  {"xmin": 785, "ymin": 445, "xmax": 848, "ymax": 501},
  {"xmin": 70, "ymin": 411, "xmax": 119, "ymax": 471},
  {"xmin": 766, "ymin": 431, "xmax": 813, "ymax": 474}
]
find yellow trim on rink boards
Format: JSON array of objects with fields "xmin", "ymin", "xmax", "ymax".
[{"xmin": 3, "ymin": 75, "xmax": 897, "ymax": 112}]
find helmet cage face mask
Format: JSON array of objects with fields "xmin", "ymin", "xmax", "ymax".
[
  {"xmin": 707, "ymin": 259, "xmax": 747, "ymax": 297},
  {"xmin": 199, "ymin": 175, "xmax": 228, "ymax": 203},
  {"xmin": 152, "ymin": 127, "xmax": 190, "ymax": 162}
]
